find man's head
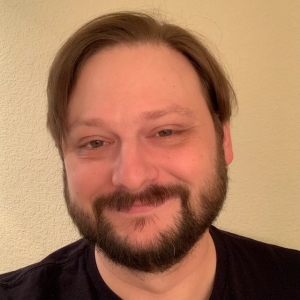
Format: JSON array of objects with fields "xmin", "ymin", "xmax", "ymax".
[
  {"xmin": 47, "ymin": 12, "xmax": 235, "ymax": 273},
  {"xmin": 47, "ymin": 12, "xmax": 236, "ymax": 153}
]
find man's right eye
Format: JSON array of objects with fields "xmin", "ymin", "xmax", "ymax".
[
  {"xmin": 157, "ymin": 129, "xmax": 173, "ymax": 137},
  {"xmin": 85, "ymin": 140, "xmax": 105, "ymax": 148}
]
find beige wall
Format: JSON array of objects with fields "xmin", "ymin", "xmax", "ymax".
[{"xmin": 0, "ymin": 0, "xmax": 299, "ymax": 273}]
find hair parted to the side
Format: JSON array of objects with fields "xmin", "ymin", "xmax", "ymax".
[{"xmin": 47, "ymin": 11, "xmax": 237, "ymax": 154}]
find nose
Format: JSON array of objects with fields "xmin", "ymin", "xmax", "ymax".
[{"xmin": 112, "ymin": 142, "xmax": 159, "ymax": 192}]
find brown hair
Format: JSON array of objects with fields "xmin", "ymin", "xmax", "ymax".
[{"xmin": 47, "ymin": 11, "xmax": 236, "ymax": 153}]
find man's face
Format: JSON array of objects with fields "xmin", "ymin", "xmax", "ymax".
[{"xmin": 63, "ymin": 44, "xmax": 233, "ymax": 272}]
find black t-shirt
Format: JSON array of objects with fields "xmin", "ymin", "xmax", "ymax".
[{"xmin": 1, "ymin": 226, "xmax": 299, "ymax": 299}]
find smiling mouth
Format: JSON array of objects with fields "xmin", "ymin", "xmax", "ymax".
[{"xmin": 121, "ymin": 201, "xmax": 165, "ymax": 214}]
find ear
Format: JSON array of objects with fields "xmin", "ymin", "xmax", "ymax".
[{"xmin": 222, "ymin": 122, "xmax": 233, "ymax": 165}]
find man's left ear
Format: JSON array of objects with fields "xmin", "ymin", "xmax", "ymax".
[{"xmin": 223, "ymin": 122, "xmax": 233, "ymax": 165}]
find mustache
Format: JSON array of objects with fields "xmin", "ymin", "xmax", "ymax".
[{"xmin": 93, "ymin": 184, "xmax": 189, "ymax": 212}]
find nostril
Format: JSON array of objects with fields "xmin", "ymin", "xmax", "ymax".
[{"xmin": 112, "ymin": 163, "xmax": 158, "ymax": 192}]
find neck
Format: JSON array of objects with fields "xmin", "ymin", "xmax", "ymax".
[{"xmin": 94, "ymin": 230, "xmax": 216, "ymax": 300}]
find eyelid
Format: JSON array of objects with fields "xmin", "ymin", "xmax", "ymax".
[
  {"xmin": 83, "ymin": 139, "xmax": 106, "ymax": 148},
  {"xmin": 155, "ymin": 129, "xmax": 184, "ymax": 137},
  {"xmin": 79, "ymin": 136, "xmax": 111, "ymax": 149}
]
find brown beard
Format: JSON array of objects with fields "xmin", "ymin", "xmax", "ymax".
[{"xmin": 63, "ymin": 138, "xmax": 228, "ymax": 273}]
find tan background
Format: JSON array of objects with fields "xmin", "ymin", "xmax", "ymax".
[{"xmin": 0, "ymin": 0, "xmax": 299, "ymax": 273}]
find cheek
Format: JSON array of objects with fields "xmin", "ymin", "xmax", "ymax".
[
  {"xmin": 64, "ymin": 158, "xmax": 111, "ymax": 205},
  {"xmin": 161, "ymin": 128, "xmax": 217, "ymax": 185},
  {"xmin": 161, "ymin": 145, "xmax": 216, "ymax": 185}
]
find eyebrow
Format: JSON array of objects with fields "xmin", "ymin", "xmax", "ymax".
[
  {"xmin": 140, "ymin": 105, "xmax": 195, "ymax": 120},
  {"xmin": 68, "ymin": 105, "xmax": 196, "ymax": 132},
  {"xmin": 68, "ymin": 119, "xmax": 105, "ymax": 133}
]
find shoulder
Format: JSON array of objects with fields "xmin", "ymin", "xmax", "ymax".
[
  {"xmin": 210, "ymin": 226, "xmax": 300, "ymax": 299},
  {"xmin": 211, "ymin": 226, "xmax": 300, "ymax": 266},
  {"xmin": 0, "ymin": 239, "xmax": 90, "ymax": 300}
]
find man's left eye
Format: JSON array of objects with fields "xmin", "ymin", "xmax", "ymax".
[{"xmin": 156, "ymin": 129, "xmax": 173, "ymax": 137}]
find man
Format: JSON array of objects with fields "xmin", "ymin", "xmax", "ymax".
[{"xmin": 0, "ymin": 11, "xmax": 299, "ymax": 300}]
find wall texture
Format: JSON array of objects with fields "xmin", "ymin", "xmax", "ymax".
[{"xmin": 0, "ymin": 0, "xmax": 299, "ymax": 273}]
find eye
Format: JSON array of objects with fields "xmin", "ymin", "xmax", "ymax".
[
  {"xmin": 86, "ymin": 140, "xmax": 105, "ymax": 148},
  {"xmin": 156, "ymin": 129, "xmax": 174, "ymax": 137}
]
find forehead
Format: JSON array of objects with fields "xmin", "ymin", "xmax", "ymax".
[{"xmin": 68, "ymin": 44, "xmax": 210, "ymax": 126}]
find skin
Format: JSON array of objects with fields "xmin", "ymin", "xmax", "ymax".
[{"xmin": 63, "ymin": 44, "xmax": 233, "ymax": 299}]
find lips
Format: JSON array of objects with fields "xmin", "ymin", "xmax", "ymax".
[
  {"xmin": 122, "ymin": 201, "xmax": 162, "ymax": 214},
  {"xmin": 94, "ymin": 184, "xmax": 189, "ymax": 213}
]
